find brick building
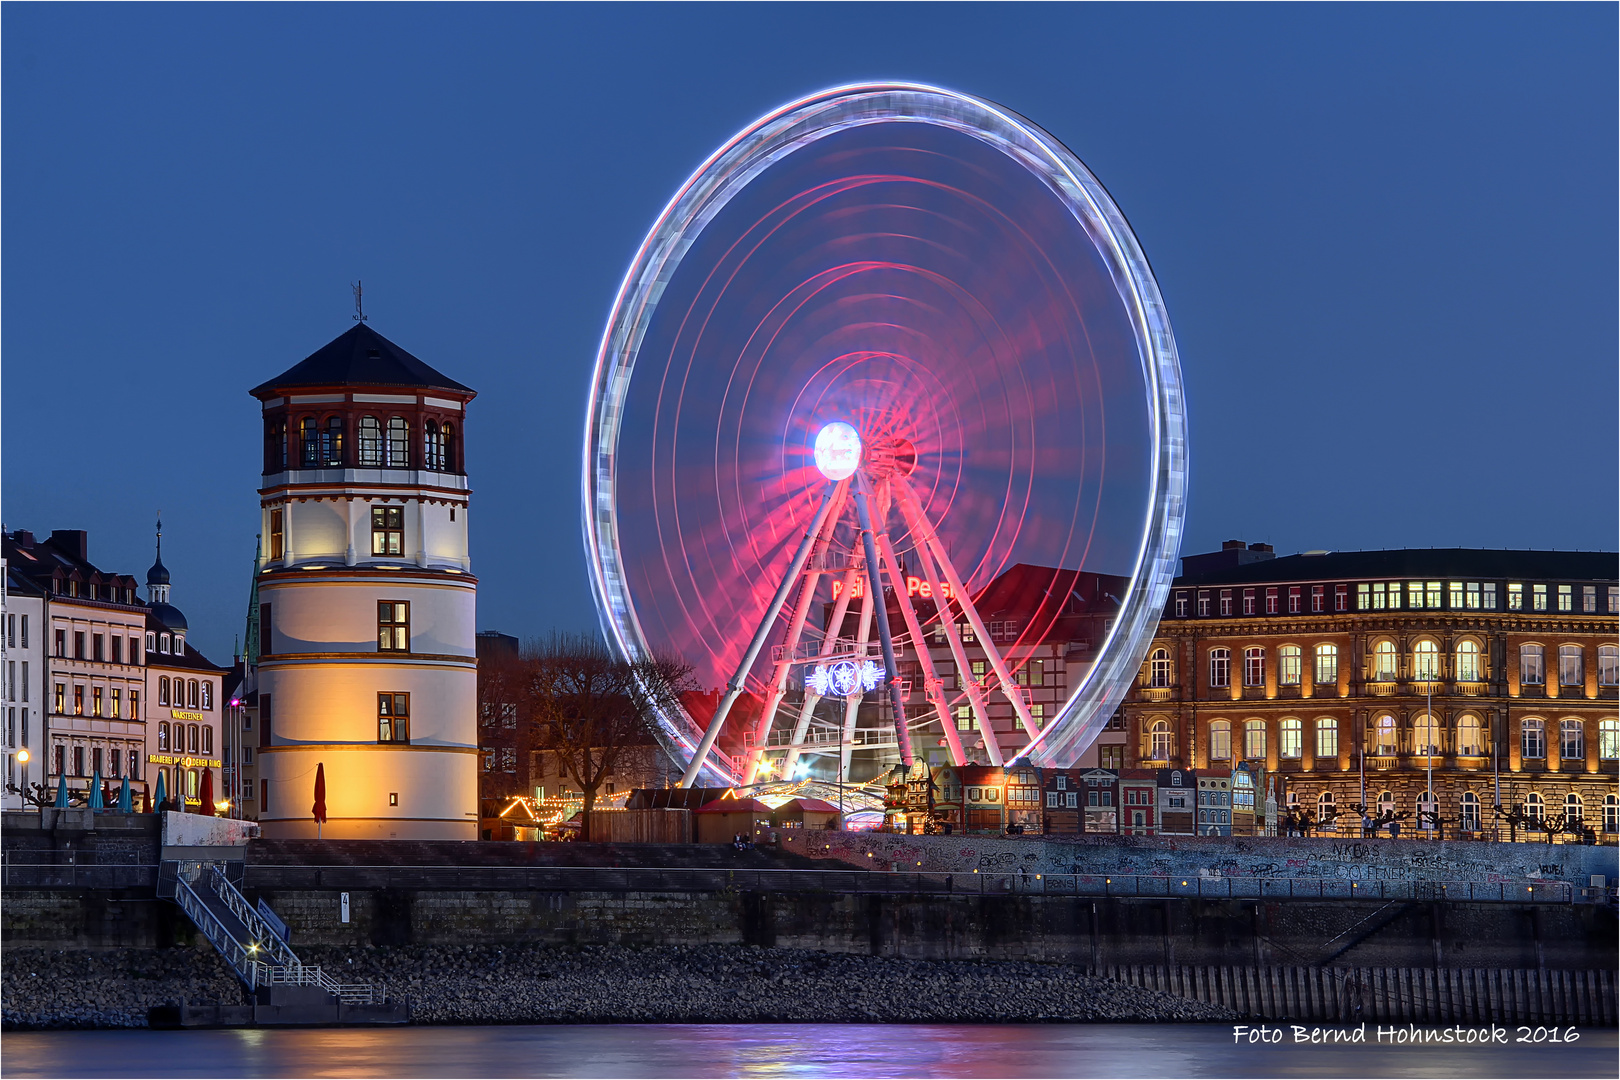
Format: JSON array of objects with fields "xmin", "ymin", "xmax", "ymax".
[{"xmin": 1121, "ymin": 543, "xmax": 1619, "ymax": 840}]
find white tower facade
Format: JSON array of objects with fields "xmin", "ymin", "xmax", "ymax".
[{"xmin": 251, "ymin": 324, "xmax": 478, "ymax": 839}]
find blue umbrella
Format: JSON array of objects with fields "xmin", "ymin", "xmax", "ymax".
[
  {"xmin": 118, "ymin": 776, "xmax": 132, "ymax": 813},
  {"xmin": 88, "ymin": 770, "xmax": 104, "ymax": 810},
  {"xmin": 54, "ymin": 772, "xmax": 68, "ymax": 808},
  {"xmin": 153, "ymin": 770, "xmax": 167, "ymax": 811}
]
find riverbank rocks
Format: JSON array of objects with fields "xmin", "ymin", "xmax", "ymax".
[{"xmin": 2, "ymin": 943, "xmax": 1235, "ymax": 1028}]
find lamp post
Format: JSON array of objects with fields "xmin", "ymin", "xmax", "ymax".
[{"xmin": 16, "ymin": 747, "xmax": 29, "ymax": 801}]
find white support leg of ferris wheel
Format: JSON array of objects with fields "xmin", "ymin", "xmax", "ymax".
[
  {"xmin": 742, "ymin": 483, "xmax": 849, "ymax": 784},
  {"xmin": 781, "ymin": 560, "xmax": 861, "ymax": 780},
  {"xmin": 894, "ymin": 476, "xmax": 1043, "ymax": 749},
  {"xmin": 679, "ymin": 481, "xmax": 843, "ymax": 787},
  {"xmin": 898, "ymin": 499, "xmax": 1003, "ymax": 766},
  {"xmin": 875, "ymin": 516, "xmax": 967, "ymax": 767},
  {"xmin": 853, "ymin": 472, "xmax": 914, "ymax": 770},
  {"xmin": 839, "ymin": 573, "xmax": 876, "ymax": 779}
]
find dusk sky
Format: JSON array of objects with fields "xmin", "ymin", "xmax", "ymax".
[{"xmin": 4, "ymin": 4, "xmax": 1614, "ymax": 664}]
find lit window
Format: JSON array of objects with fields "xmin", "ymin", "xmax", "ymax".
[
  {"xmin": 1278, "ymin": 646, "xmax": 1301, "ymax": 686},
  {"xmin": 372, "ymin": 506, "xmax": 404, "ymax": 557},
  {"xmin": 1557, "ymin": 586, "xmax": 1572, "ymax": 613},
  {"xmin": 1559, "ymin": 645, "xmax": 1584, "ymax": 687},
  {"xmin": 954, "ymin": 705, "xmax": 977, "ymax": 731},
  {"xmin": 378, "ymin": 693, "xmax": 410, "ymax": 743},
  {"xmin": 1448, "ymin": 582, "xmax": 1462, "ymax": 609},
  {"xmin": 1524, "ymin": 792, "xmax": 1543, "ymax": 820},
  {"xmin": 1460, "ymin": 792, "xmax": 1480, "ymax": 832},
  {"xmin": 1456, "ymin": 714, "xmax": 1484, "ymax": 756},
  {"xmin": 358, "ymin": 416, "xmax": 383, "ymax": 465},
  {"xmin": 378, "ymin": 602, "xmax": 410, "ymax": 652},
  {"xmin": 1208, "ymin": 720, "xmax": 1231, "ymax": 761},
  {"xmin": 386, "ymin": 417, "xmax": 411, "ymax": 467},
  {"xmin": 1309, "ymin": 643, "xmax": 1336, "ymax": 688},
  {"xmin": 1377, "ymin": 790, "xmax": 1395, "ymax": 817},
  {"xmin": 1425, "ymin": 582, "xmax": 1441, "ymax": 609},
  {"xmin": 1508, "ymin": 583, "xmax": 1523, "ymax": 611},
  {"xmin": 1463, "ymin": 582, "xmax": 1480, "ymax": 609},
  {"xmin": 1413, "ymin": 640, "xmax": 1440, "ymax": 680},
  {"xmin": 1560, "ymin": 718, "xmax": 1584, "ymax": 761},
  {"xmin": 1605, "ymin": 794, "xmax": 1618, "ymax": 833},
  {"xmin": 1374, "ymin": 714, "xmax": 1397, "ymax": 754},
  {"xmin": 1521, "ymin": 718, "xmax": 1545, "ymax": 759},
  {"xmin": 1373, "ymin": 641, "xmax": 1397, "ymax": 681},
  {"xmin": 1532, "ymin": 584, "xmax": 1547, "ymax": 611},
  {"xmin": 1243, "ymin": 647, "xmax": 1265, "ymax": 687},
  {"xmin": 1318, "ymin": 792, "xmax": 1337, "ymax": 829},
  {"xmin": 1416, "ymin": 790, "xmax": 1437, "ymax": 830},
  {"xmin": 1148, "ymin": 649, "xmax": 1172, "ymax": 688},
  {"xmin": 299, "ymin": 417, "xmax": 320, "ymax": 467},
  {"xmin": 1455, "ymin": 640, "xmax": 1481, "ymax": 682},
  {"xmin": 1413, "ymin": 713, "xmax": 1439, "ymax": 755},
  {"xmin": 1357, "ymin": 583, "xmax": 1371, "ymax": 611},
  {"xmin": 1315, "ymin": 718, "xmax": 1338, "ymax": 759},
  {"xmin": 321, "ymin": 416, "xmax": 344, "ymax": 466},
  {"xmin": 1242, "ymin": 719, "xmax": 1266, "ymax": 760},
  {"xmin": 1565, "ymin": 793, "xmax": 1583, "ymax": 825},
  {"xmin": 1520, "ymin": 644, "xmax": 1544, "ymax": 686},
  {"xmin": 1599, "ymin": 646, "xmax": 1619, "ymax": 687},
  {"xmin": 1610, "ymin": 587, "xmax": 1619, "ymax": 614},
  {"xmin": 1279, "ymin": 718, "xmax": 1302, "ymax": 758},
  {"xmin": 1148, "ymin": 719, "xmax": 1173, "ymax": 760},
  {"xmin": 1208, "ymin": 648, "xmax": 1230, "ymax": 689},
  {"xmin": 441, "ymin": 423, "xmax": 456, "ymax": 472}
]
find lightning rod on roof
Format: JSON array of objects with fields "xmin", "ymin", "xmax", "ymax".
[{"xmin": 352, "ymin": 280, "xmax": 367, "ymax": 322}]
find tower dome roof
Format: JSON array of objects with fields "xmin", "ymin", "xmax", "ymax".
[
  {"xmin": 147, "ymin": 556, "xmax": 170, "ymax": 587},
  {"xmin": 149, "ymin": 603, "xmax": 188, "ymax": 633},
  {"xmin": 250, "ymin": 323, "xmax": 474, "ymax": 398}
]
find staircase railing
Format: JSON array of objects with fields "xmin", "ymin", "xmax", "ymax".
[
  {"xmin": 205, "ymin": 864, "xmax": 298, "ymax": 968},
  {"xmin": 173, "ymin": 872, "xmax": 264, "ymax": 991}
]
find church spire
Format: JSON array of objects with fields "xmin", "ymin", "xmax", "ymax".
[{"xmin": 147, "ymin": 513, "xmax": 171, "ymax": 604}]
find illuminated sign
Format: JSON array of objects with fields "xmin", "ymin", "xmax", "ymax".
[
  {"xmin": 807, "ymin": 659, "xmax": 883, "ymax": 697},
  {"xmin": 147, "ymin": 754, "xmax": 222, "ymax": 769},
  {"xmin": 170, "ymin": 710, "xmax": 205, "ymax": 722},
  {"xmin": 831, "ymin": 577, "xmax": 955, "ymax": 601}
]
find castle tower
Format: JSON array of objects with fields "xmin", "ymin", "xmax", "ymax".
[{"xmin": 250, "ymin": 323, "xmax": 478, "ymax": 839}]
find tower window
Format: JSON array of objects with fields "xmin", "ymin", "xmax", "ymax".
[
  {"xmin": 264, "ymin": 417, "xmax": 288, "ymax": 472},
  {"xmin": 442, "ymin": 422, "xmax": 456, "ymax": 472},
  {"xmin": 378, "ymin": 693, "xmax": 410, "ymax": 743},
  {"xmin": 386, "ymin": 417, "xmax": 410, "ymax": 467},
  {"xmin": 358, "ymin": 416, "xmax": 384, "ymax": 466},
  {"xmin": 300, "ymin": 417, "xmax": 320, "ymax": 467},
  {"xmin": 321, "ymin": 416, "xmax": 344, "ymax": 466},
  {"xmin": 269, "ymin": 509, "xmax": 285, "ymax": 561},
  {"xmin": 424, "ymin": 420, "xmax": 446, "ymax": 471},
  {"xmin": 378, "ymin": 602, "xmax": 410, "ymax": 652},
  {"xmin": 372, "ymin": 506, "xmax": 404, "ymax": 556}
]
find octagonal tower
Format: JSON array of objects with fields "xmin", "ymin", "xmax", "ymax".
[{"xmin": 250, "ymin": 324, "xmax": 478, "ymax": 839}]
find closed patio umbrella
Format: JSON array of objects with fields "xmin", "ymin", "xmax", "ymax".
[
  {"xmin": 153, "ymin": 771, "xmax": 167, "ymax": 812},
  {"xmin": 198, "ymin": 768, "xmax": 216, "ymax": 817},
  {"xmin": 54, "ymin": 772, "xmax": 69, "ymax": 808},
  {"xmin": 312, "ymin": 762, "xmax": 327, "ymax": 839},
  {"xmin": 119, "ymin": 776, "xmax": 132, "ymax": 813},
  {"xmin": 141, "ymin": 784, "xmax": 152, "ymax": 814},
  {"xmin": 88, "ymin": 770, "xmax": 104, "ymax": 810}
]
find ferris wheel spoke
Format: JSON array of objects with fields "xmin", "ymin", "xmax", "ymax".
[
  {"xmin": 852, "ymin": 472, "xmax": 913, "ymax": 770},
  {"xmin": 896, "ymin": 489, "xmax": 1003, "ymax": 767},
  {"xmin": 895, "ymin": 474, "xmax": 1042, "ymax": 746},
  {"xmin": 782, "ymin": 560, "xmax": 862, "ymax": 779},
  {"xmin": 679, "ymin": 480, "xmax": 843, "ymax": 787},
  {"xmin": 839, "ymin": 570, "xmax": 876, "ymax": 779}
]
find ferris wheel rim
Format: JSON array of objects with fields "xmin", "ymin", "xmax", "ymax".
[{"xmin": 583, "ymin": 81, "xmax": 1187, "ymax": 784}]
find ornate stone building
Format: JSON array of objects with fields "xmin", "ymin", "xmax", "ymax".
[{"xmin": 1121, "ymin": 542, "xmax": 1619, "ymax": 841}]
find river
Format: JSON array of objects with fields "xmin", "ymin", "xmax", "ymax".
[{"xmin": 3, "ymin": 1023, "xmax": 1614, "ymax": 1078}]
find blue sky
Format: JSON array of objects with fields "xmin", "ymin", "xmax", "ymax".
[{"xmin": 4, "ymin": 3, "xmax": 1615, "ymax": 664}]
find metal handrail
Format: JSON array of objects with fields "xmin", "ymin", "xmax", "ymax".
[
  {"xmin": 206, "ymin": 864, "xmax": 298, "ymax": 968},
  {"xmin": 174, "ymin": 874, "xmax": 262, "ymax": 991}
]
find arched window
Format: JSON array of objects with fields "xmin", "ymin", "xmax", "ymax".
[
  {"xmin": 1564, "ymin": 793, "xmax": 1583, "ymax": 825},
  {"xmin": 1243, "ymin": 647, "xmax": 1265, "ymax": 687},
  {"xmin": 188, "ymin": 680, "xmax": 199, "ymax": 708},
  {"xmin": 1559, "ymin": 645, "xmax": 1584, "ymax": 687},
  {"xmin": 386, "ymin": 417, "xmax": 410, "ymax": 467},
  {"xmin": 321, "ymin": 416, "xmax": 344, "ymax": 466},
  {"xmin": 1374, "ymin": 714, "xmax": 1397, "ymax": 754},
  {"xmin": 1279, "ymin": 717, "xmax": 1303, "ymax": 758},
  {"xmin": 1520, "ymin": 644, "xmax": 1545, "ymax": 686},
  {"xmin": 1243, "ymin": 719, "xmax": 1266, "ymax": 760},
  {"xmin": 188, "ymin": 724, "xmax": 199, "ymax": 754},
  {"xmin": 1208, "ymin": 720, "xmax": 1232, "ymax": 761},
  {"xmin": 185, "ymin": 769, "xmax": 199, "ymax": 799},
  {"xmin": 1521, "ymin": 718, "xmax": 1546, "ymax": 759},
  {"xmin": 424, "ymin": 420, "xmax": 444, "ymax": 470},
  {"xmin": 264, "ymin": 417, "xmax": 287, "ymax": 472},
  {"xmin": 158, "ymin": 677, "xmax": 170, "ymax": 707},
  {"xmin": 1315, "ymin": 717, "xmax": 1338, "ymax": 759},
  {"xmin": 1208, "ymin": 648, "xmax": 1230, "ymax": 689},
  {"xmin": 1148, "ymin": 648, "xmax": 1173, "ymax": 688},
  {"xmin": 1460, "ymin": 791, "xmax": 1481, "ymax": 832},
  {"xmin": 299, "ymin": 416, "xmax": 320, "ymax": 467},
  {"xmin": 1377, "ymin": 790, "xmax": 1395, "ymax": 817},
  {"xmin": 1600, "ymin": 645, "xmax": 1619, "ymax": 687},
  {"xmin": 1314, "ymin": 644, "xmax": 1338, "ymax": 687},
  {"xmin": 1413, "ymin": 713, "xmax": 1440, "ymax": 755},
  {"xmin": 1600, "ymin": 719, "xmax": 1620, "ymax": 759},
  {"xmin": 1373, "ymin": 641, "xmax": 1398, "ymax": 680},
  {"xmin": 1413, "ymin": 640, "xmax": 1440, "ymax": 680},
  {"xmin": 1148, "ymin": 719, "xmax": 1173, "ymax": 760},
  {"xmin": 441, "ymin": 422, "xmax": 456, "ymax": 471},
  {"xmin": 1456, "ymin": 714, "xmax": 1484, "ymax": 756},
  {"xmin": 1524, "ymin": 791, "xmax": 1543, "ymax": 821},
  {"xmin": 1455, "ymin": 640, "xmax": 1482, "ymax": 683},
  {"xmin": 201, "ymin": 683, "xmax": 213, "ymax": 710},
  {"xmin": 157, "ymin": 723, "xmax": 169, "ymax": 752},
  {"xmin": 1604, "ymin": 794, "xmax": 1618, "ymax": 834},
  {"xmin": 358, "ymin": 416, "xmax": 383, "ymax": 466},
  {"xmin": 1416, "ymin": 790, "xmax": 1437, "ymax": 829},
  {"xmin": 1317, "ymin": 791, "xmax": 1337, "ymax": 830},
  {"xmin": 1278, "ymin": 646, "xmax": 1302, "ymax": 686},
  {"xmin": 1559, "ymin": 718, "xmax": 1584, "ymax": 761},
  {"xmin": 201, "ymin": 725, "xmax": 213, "ymax": 755}
]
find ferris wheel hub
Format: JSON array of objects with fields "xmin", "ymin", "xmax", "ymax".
[{"xmin": 813, "ymin": 421, "xmax": 862, "ymax": 481}]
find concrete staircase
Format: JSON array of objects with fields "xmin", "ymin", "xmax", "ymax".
[{"xmin": 157, "ymin": 859, "xmax": 406, "ymax": 1027}]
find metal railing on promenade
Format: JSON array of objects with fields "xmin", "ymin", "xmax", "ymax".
[
  {"xmin": 238, "ymin": 863, "xmax": 1577, "ymax": 904},
  {"xmin": 1, "ymin": 861, "xmax": 158, "ymax": 888}
]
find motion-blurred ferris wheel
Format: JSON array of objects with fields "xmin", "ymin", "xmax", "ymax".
[{"xmin": 584, "ymin": 83, "xmax": 1186, "ymax": 788}]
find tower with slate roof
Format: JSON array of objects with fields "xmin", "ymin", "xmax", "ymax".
[{"xmin": 250, "ymin": 323, "xmax": 478, "ymax": 839}]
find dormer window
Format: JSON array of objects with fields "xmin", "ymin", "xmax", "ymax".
[
  {"xmin": 159, "ymin": 633, "xmax": 171, "ymax": 654},
  {"xmin": 174, "ymin": 634, "xmax": 185, "ymax": 655}
]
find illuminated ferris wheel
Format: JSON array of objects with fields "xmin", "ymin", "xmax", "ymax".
[{"xmin": 584, "ymin": 83, "xmax": 1186, "ymax": 788}]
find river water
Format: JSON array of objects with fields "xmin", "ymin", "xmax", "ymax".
[{"xmin": 3, "ymin": 1023, "xmax": 1614, "ymax": 1078}]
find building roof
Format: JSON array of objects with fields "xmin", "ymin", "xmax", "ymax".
[
  {"xmin": 694, "ymin": 797, "xmax": 774, "ymax": 814},
  {"xmin": 1175, "ymin": 548, "xmax": 1617, "ymax": 587},
  {"xmin": 250, "ymin": 323, "xmax": 474, "ymax": 398},
  {"xmin": 3, "ymin": 529, "xmax": 143, "ymax": 606},
  {"xmin": 143, "ymin": 624, "xmax": 227, "ymax": 673},
  {"xmin": 777, "ymin": 798, "xmax": 841, "ymax": 814}
]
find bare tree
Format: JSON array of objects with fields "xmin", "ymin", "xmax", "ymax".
[{"xmin": 521, "ymin": 633, "xmax": 694, "ymax": 842}]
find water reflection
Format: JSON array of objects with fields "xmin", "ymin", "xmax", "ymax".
[{"xmin": 2, "ymin": 1024, "xmax": 1614, "ymax": 1079}]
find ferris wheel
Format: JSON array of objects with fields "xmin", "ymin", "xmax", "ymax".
[{"xmin": 584, "ymin": 83, "xmax": 1186, "ymax": 789}]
